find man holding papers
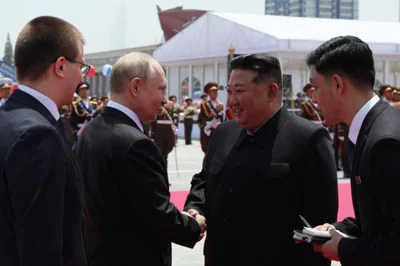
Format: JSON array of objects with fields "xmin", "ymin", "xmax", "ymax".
[{"xmin": 308, "ymin": 36, "xmax": 400, "ymax": 266}]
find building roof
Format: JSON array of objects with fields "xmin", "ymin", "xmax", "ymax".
[{"xmin": 153, "ymin": 12, "xmax": 400, "ymax": 64}]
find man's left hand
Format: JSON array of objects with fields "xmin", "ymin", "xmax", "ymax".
[{"xmin": 320, "ymin": 228, "xmax": 343, "ymax": 261}]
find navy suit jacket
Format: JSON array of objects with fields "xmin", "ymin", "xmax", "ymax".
[{"xmin": 0, "ymin": 89, "xmax": 87, "ymax": 266}]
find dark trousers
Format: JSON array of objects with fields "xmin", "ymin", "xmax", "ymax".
[{"xmin": 184, "ymin": 118, "xmax": 193, "ymax": 144}]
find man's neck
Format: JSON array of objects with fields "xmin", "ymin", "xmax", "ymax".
[
  {"xmin": 344, "ymin": 91, "xmax": 376, "ymax": 126},
  {"xmin": 20, "ymin": 80, "xmax": 61, "ymax": 107}
]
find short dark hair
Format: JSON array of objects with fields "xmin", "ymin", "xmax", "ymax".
[
  {"xmin": 229, "ymin": 53, "xmax": 282, "ymax": 88},
  {"xmin": 306, "ymin": 36, "xmax": 375, "ymax": 87},
  {"xmin": 303, "ymin": 83, "xmax": 314, "ymax": 93},
  {"xmin": 203, "ymin": 81, "xmax": 218, "ymax": 94},
  {"xmin": 169, "ymin": 95, "xmax": 177, "ymax": 100},
  {"xmin": 15, "ymin": 16, "xmax": 85, "ymax": 81}
]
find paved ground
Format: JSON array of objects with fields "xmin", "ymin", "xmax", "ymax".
[{"xmin": 168, "ymin": 139, "xmax": 344, "ymax": 266}]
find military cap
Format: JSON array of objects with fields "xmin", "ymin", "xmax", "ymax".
[
  {"xmin": 0, "ymin": 77, "xmax": 13, "ymax": 89},
  {"xmin": 75, "ymin": 82, "xmax": 90, "ymax": 94},
  {"xmin": 204, "ymin": 82, "xmax": 218, "ymax": 94}
]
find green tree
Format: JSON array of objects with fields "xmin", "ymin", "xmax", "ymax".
[{"xmin": 3, "ymin": 33, "xmax": 13, "ymax": 65}]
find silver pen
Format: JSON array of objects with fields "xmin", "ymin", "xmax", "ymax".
[{"xmin": 299, "ymin": 215, "xmax": 312, "ymax": 228}]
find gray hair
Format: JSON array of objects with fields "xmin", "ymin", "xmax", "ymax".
[{"xmin": 110, "ymin": 52, "xmax": 157, "ymax": 93}]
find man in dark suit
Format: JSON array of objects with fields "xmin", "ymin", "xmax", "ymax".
[
  {"xmin": 184, "ymin": 53, "xmax": 338, "ymax": 266},
  {"xmin": 308, "ymin": 36, "xmax": 400, "ymax": 266},
  {"xmin": 76, "ymin": 52, "xmax": 206, "ymax": 266},
  {"xmin": 0, "ymin": 16, "xmax": 89, "ymax": 266}
]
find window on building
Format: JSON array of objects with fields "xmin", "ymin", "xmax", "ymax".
[{"xmin": 180, "ymin": 77, "xmax": 202, "ymax": 100}]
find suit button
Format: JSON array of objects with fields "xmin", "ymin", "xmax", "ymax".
[
  {"xmin": 237, "ymin": 160, "xmax": 243, "ymax": 165},
  {"xmin": 249, "ymin": 138, "xmax": 255, "ymax": 143},
  {"xmin": 221, "ymin": 217, "xmax": 228, "ymax": 222},
  {"xmin": 229, "ymin": 188, "xmax": 234, "ymax": 193}
]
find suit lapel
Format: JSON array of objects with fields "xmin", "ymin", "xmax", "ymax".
[{"xmin": 351, "ymin": 100, "xmax": 388, "ymax": 176}]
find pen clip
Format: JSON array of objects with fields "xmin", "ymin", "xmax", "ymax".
[{"xmin": 299, "ymin": 215, "xmax": 312, "ymax": 228}]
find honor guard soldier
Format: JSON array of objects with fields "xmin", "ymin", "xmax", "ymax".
[
  {"xmin": 198, "ymin": 82, "xmax": 224, "ymax": 154},
  {"xmin": 0, "ymin": 77, "xmax": 13, "ymax": 107},
  {"xmin": 149, "ymin": 101, "xmax": 177, "ymax": 169},
  {"xmin": 70, "ymin": 82, "xmax": 99, "ymax": 147},
  {"xmin": 183, "ymin": 98, "xmax": 196, "ymax": 145},
  {"xmin": 379, "ymin": 84, "xmax": 394, "ymax": 105},
  {"xmin": 168, "ymin": 95, "xmax": 181, "ymax": 129},
  {"xmin": 299, "ymin": 83, "xmax": 323, "ymax": 124}
]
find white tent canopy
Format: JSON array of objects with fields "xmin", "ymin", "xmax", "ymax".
[{"xmin": 153, "ymin": 12, "xmax": 400, "ymax": 64}]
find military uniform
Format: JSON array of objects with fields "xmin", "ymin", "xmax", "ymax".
[
  {"xmin": 183, "ymin": 98, "xmax": 196, "ymax": 145},
  {"xmin": 198, "ymin": 99, "xmax": 224, "ymax": 154},
  {"xmin": 149, "ymin": 102, "xmax": 176, "ymax": 169},
  {"xmin": 299, "ymin": 100, "xmax": 323, "ymax": 124},
  {"xmin": 0, "ymin": 78, "xmax": 13, "ymax": 107},
  {"xmin": 70, "ymin": 82, "xmax": 98, "ymax": 150},
  {"xmin": 70, "ymin": 98, "xmax": 98, "ymax": 136}
]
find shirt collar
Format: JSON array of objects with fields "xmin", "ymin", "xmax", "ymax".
[
  {"xmin": 18, "ymin": 84, "xmax": 60, "ymax": 120},
  {"xmin": 106, "ymin": 100, "xmax": 144, "ymax": 132},
  {"xmin": 348, "ymin": 95, "xmax": 380, "ymax": 144}
]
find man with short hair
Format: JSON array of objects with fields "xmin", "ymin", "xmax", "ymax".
[
  {"xmin": 309, "ymin": 36, "xmax": 400, "ymax": 266},
  {"xmin": 184, "ymin": 53, "xmax": 338, "ymax": 266},
  {"xmin": 76, "ymin": 52, "xmax": 205, "ymax": 266},
  {"xmin": 0, "ymin": 16, "xmax": 89, "ymax": 266}
]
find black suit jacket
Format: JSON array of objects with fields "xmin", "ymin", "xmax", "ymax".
[
  {"xmin": 76, "ymin": 106, "xmax": 200, "ymax": 266},
  {"xmin": 184, "ymin": 107, "xmax": 338, "ymax": 266},
  {"xmin": 334, "ymin": 100, "xmax": 400, "ymax": 266},
  {"xmin": 0, "ymin": 89, "xmax": 87, "ymax": 266}
]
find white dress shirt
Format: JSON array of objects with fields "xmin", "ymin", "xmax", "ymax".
[
  {"xmin": 18, "ymin": 85, "xmax": 60, "ymax": 121},
  {"xmin": 348, "ymin": 95, "xmax": 380, "ymax": 144},
  {"xmin": 106, "ymin": 100, "xmax": 144, "ymax": 132}
]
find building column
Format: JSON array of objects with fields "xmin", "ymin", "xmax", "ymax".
[
  {"xmin": 214, "ymin": 62, "xmax": 219, "ymax": 83},
  {"xmin": 188, "ymin": 64, "xmax": 193, "ymax": 98},
  {"xmin": 384, "ymin": 60, "xmax": 390, "ymax": 84}
]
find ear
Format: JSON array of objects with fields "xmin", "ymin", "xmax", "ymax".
[
  {"xmin": 331, "ymin": 74, "xmax": 344, "ymax": 97},
  {"xmin": 54, "ymin": 57, "xmax": 67, "ymax": 78},
  {"xmin": 129, "ymin": 77, "xmax": 142, "ymax": 96},
  {"xmin": 266, "ymin": 83, "xmax": 279, "ymax": 101}
]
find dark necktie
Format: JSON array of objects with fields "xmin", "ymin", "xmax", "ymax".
[{"xmin": 346, "ymin": 140, "xmax": 355, "ymax": 169}]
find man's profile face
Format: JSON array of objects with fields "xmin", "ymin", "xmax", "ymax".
[
  {"xmin": 309, "ymin": 66, "xmax": 340, "ymax": 126},
  {"xmin": 227, "ymin": 69, "xmax": 270, "ymax": 130}
]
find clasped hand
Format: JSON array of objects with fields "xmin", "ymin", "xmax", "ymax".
[{"xmin": 183, "ymin": 209, "xmax": 207, "ymax": 241}]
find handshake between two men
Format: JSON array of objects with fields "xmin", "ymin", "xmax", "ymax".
[{"xmin": 182, "ymin": 209, "xmax": 207, "ymax": 241}]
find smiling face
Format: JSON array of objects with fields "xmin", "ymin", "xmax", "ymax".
[
  {"xmin": 134, "ymin": 63, "xmax": 167, "ymax": 124},
  {"xmin": 227, "ymin": 69, "xmax": 279, "ymax": 130}
]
